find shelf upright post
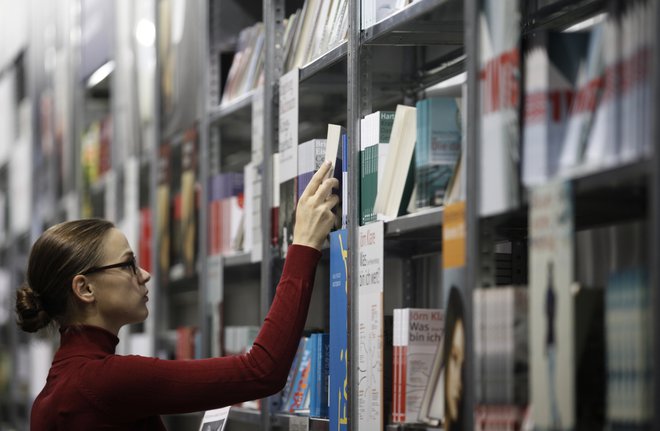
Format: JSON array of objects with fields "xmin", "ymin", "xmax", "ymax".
[
  {"xmin": 347, "ymin": 0, "xmax": 372, "ymax": 428},
  {"xmin": 198, "ymin": 0, "xmax": 211, "ymax": 359},
  {"xmin": 464, "ymin": 0, "xmax": 480, "ymax": 429},
  {"xmin": 150, "ymin": 0, "xmax": 163, "ymax": 357},
  {"xmin": 652, "ymin": 0, "xmax": 660, "ymax": 426},
  {"xmin": 261, "ymin": 0, "xmax": 284, "ymax": 429}
]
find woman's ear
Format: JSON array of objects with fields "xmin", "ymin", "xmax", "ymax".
[{"xmin": 71, "ymin": 274, "xmax": 95, "ymax": 304}]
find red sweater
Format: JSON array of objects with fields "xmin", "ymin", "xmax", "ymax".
[{"xmin": 30, "ymin": 245, "xmax": 321, "ymax": 430}]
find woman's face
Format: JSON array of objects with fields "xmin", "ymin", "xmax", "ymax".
[
  {"xmin": 446, "ymin": 318, "xmax": 465, "ymax": 421},
  {"xmin": 87, "ymin": 228, "xmax": 151, "ymax": 332}
]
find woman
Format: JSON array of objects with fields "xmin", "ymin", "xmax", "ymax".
[
  {"xmin": 16, "ymin": 162, "xmax": 339, "ymax": 430},
  {"xmin": 443, "ymin": 286, "xmax": 465, "ymax": 431}
]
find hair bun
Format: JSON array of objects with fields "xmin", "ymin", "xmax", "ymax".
[{"xmin": 16, "ymin": 283, "xmax": 51, "ymax": 333}]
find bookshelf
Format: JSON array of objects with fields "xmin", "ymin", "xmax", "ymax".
[{"xmin": 1, "ymin": 0, "xmax": 658, "ymax": 430}]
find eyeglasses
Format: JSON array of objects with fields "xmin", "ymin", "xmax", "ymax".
[{"xmin": 80, "ymin": 256, "xmax": 139, "ymax": 277}]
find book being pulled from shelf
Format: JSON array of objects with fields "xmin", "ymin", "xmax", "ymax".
[{"xmin": 392, "ymin": 308, "xmax": 444, "ymax": 424}]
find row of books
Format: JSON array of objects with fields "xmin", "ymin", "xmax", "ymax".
[
  {"xmin": 606, "ymin": 267, "xmax": 651, "ymax": 428},
  {"xmin": 361, "ymin": 96, "xmax": 463, "ymax": 225},
  {"xmin": 392, "ymin": 308, "xmax": 444, "ymax": 424},
  {"xmin": 283, "ymin": 0, "xmax": 349, "ymax": 72},
  {"xmin": 473, "ymin": 287, "xmax": 528, "ymax": 406},
  {"xmin": 361, "ymin": 0, "xmax": 418, "ymax": 29},
  {"xmin": 522, "ymin": 0, "xmax": 653, "ymax": 187},
  {"xmin": 207, "ymin": 172, "xmax": 244, "ymax": 256},
  {"xmin": 220, "ymin": 23, "xmax": 264, "ymax": 106},
  {"xmin": 223, "ymin": 325, "xmax": 258, "ymax": 356},
  {"xmin": 220, "ymin": 0, "xmax": 350, "ymax": 105},
  {"xmin": 279, "ymin": 333, "xmax": 330, "ymax": 417}
]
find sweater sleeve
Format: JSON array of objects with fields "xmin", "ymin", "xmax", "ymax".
[{"xmin": 78, "ymin": 245, "xmax": 321, "ymax": 420}]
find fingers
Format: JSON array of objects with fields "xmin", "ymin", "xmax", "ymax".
[
  {"xmin": 314, "ymin": 177, "xmax": 339, "ymax": 202},
  {"xmin": 300, "ymin": 161, "xmax": 333, "ymax": 200},
  {"xmin": 323, "ymin": 193, "xmax": 341, "ymax": 211}
]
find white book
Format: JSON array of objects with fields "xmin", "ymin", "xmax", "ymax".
[
  {"xmin": 373, "ymin": 105, "xmax": 416, "ymax": 220},
  {"xmin": 198, "ymin": 406, "xmax": 230, "ymax": 431}
]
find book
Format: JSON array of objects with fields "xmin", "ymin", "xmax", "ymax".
[
  {"xmin": 473, "ymin": 287, "xmax": 528, "ymax": 405},
  {"xmin": 284, "ymin": 336, "xmax": 313, "ymax": 413},
  {"xmin": 360, "ymin": 111, "xmax": 394, "ymax": 225},
  {"xmin": 280, "ymin": 337, "xmax": 308, "ymax": 411},
  {"xmin": 180, "ymin": 127, "xmax": 198, "ymax": 276},
  {"xmin": 329, "ymin": 229, "xmax": 348, "ymax": 431},
  {"xmin": 583, "ymin": 8, "xmax": 620, "ymax": 169},
  {"xmin": 529, "ymin": 181, "xmax": 575, "ymax": 430},
  {"xmin": 325, "ymin": 124, "xmax": 346, "ymax": 230},
  {"xmin": 439, "ymin": 201, "xmax": 467, "ymax": 430},
  {"xmin": 558, "ymin": 24, "xmax": 605, "ymax": 175},
  {"xmin": 357, "ymin": 222, "xmax": 384, "ymax": 429},
  {"xmin": 278, "ymin": 69, "xmax": 299, "ymax": 256},
  {"xmin": 392, "ymin": 308, "xmax": 444, "ymax": 424},
  {"xmin": 479, "ymin": 0, "xmax": 521, "ymax": 216},
  {"xmin": 373, "ymin": 104, "xmax": 416, "ymax": 220},
  {"xmin": 309, "ymin": 333, "xmax": 330, "ymax": 417},
  {"xmin": 414, "ymin": 97, "xmax": 462, "ymax": 208},
  {"xmin": 297, "ymin": 139, "xmax": 327, "ymax": 199},
  {"xmin": 522, "ymin": 31, "xmax": 590, "ymax": 186},
  {"xmin": 606, "ymin": 267, "xmax": 651, "ymax": 429},
  {"xmin": 198, "ymin": 406, "xmax": 230, "ymax": 431}
]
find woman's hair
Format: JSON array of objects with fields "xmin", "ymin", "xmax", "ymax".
[{"xmin": 16, "ymin": 219, "xmax": 115, "ymax": 332}]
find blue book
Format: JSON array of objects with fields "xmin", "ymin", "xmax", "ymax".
[
  {"xmin": 310, "ymin": 333, "xmax": 330, "ymax": 417},
  {"xmin": 284, "ymin": 336, "xmax": 313, "ymax": 413},
  {"xmin": 329, "ymin": 230, "xmax": 348, "ymax": 430},
  {"xmin": 415, "ymin": 97, "xmax": 462, "ymax": 208}
]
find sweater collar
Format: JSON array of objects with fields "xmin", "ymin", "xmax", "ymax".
[{"xmin": 55, "ymin": 324, "xmax": 119, "ymax": 360}]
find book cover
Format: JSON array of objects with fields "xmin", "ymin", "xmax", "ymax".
[
  {"xmin": 583, "ymin": 9, "xmax": 620, "ymax": 169},
  {"xmin": 522, "ymin": 31, "xmax": 589, "ymax": 186},
  {"xmin": 285, "ymin": 336, "xmax": 313, "ymax": 413},
  {"xmin": 415, "ymin": 97, "xmax": 462, "ymax": 208},
  {"xmin": 360, "ymin": 111, "xmax": 393, "ymax": 224},
  {"xmin": 278, "ymin": 69, "xmax": 299, "ymax": 256},
  {"xmin": 309, "ymin": 332, "xmax": 330, "ymax": 417},
  {"xmin": 198, "ymin": 406, "xmax": 230, "ymax": 431},
  {"xmin": 373, "ymin": 105, "xmax": 416, "ymax": 220},
  {"xmin": 479, "ymin": 0, "xmax": 521, "ymax": 216},
  {"xmin": 439, "ymin": 201, "xmax": 467, "ymax": 430},
  {"xmin": 180, "ymin": 127, "xmax": 198, "ymax": 276},
  {"xmin": 357, "ymin": 221, "xmax": 384, "ymax": 429},
  {"xmin": 329, "ymin": 229, "xmax": 348, "ymax": 430},
  {"xmin": 529, "ymin": 181, "xmax": 574, "ymax": 431},
  {"xmin": 558, "ymin": 24, "xmax": 605, "ymax": 175},
  {"xmin": 392, "ymin": 308, "xmax": 444, "ymax": 424},
  {"xmin": 156, "ymin": 143, "xmax": 171, "ymax": 286},
  {"xmin": 297, "ymin": 139, "xmax": 327, "ymax": 199},
  {"xmin": 325, "ymin": 124, "xmax": 345, "ymax": 230},
  {"xmin": 281, "ymin": 337, "xmax": 308, "ymax": 411}
]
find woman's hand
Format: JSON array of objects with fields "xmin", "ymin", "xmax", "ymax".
[{"xmin": 293, "ymin": 161, "xmax": 340, "ymax": 250}]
